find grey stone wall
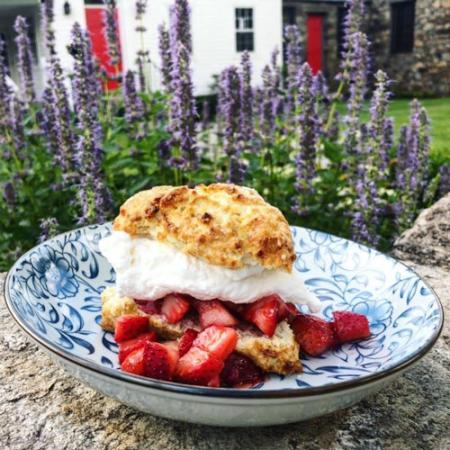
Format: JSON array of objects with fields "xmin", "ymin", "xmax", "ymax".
[{"xmin": 368, "ymin": 0, "xmax": 450, "ymax": 96}]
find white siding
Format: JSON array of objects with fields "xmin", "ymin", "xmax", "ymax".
[
  {"xmin": 36, "ymin": 0, "xmax": 282, "ymax": 96},
  {"xmin": 117, "ymin": 0, "xmax": 282, "ymax": 96}
]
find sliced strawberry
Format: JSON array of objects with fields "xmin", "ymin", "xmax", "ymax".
[
  {"xmin": 291, "ymin": 314, "xmax": 336, "ymax": 356},
  {"xmin": 121, "ymin": 346, "xmax": 145, "ymax": 375},
  {"xmin": 193, "ymin": 325, "xmax": 238, "ymax": 361},
  {"xmin": 207, "ymin": 374, "xmax": 221, "ymax": 388},
  {"xmin": 161, "ymin": 294, "xmax": 190, "ymax": 324},
  {"xmin": 221, "ymin": 353, "xmax": 264, "ymax": 388},
  {"xmin": 142, "ymin": 341, "xmax": 177, "ymax": 381},
  {"xmin": 162, "ymin": 341, "xmax": 180, "ymax": 374},
  {"xmin": 332, "ymin": 311, "xmax": 370, "ymax": 343},
  {"xmin": 175, "ymin": 347, "xmax": 224, "ymax": 385},
  {"xmin": 194, "ymin": 300, "xmax": 238, "ymax": 329},
  {"xmin": 118, "ymin": 331, "xmax": 158, "ymax": 364},
  {"xmin": 243, "ymin": 295, "xmax": 280, "ymax": 337},
  {"xmin": 114, "ymin": 315, "xmax": 149, "ymax": 343},
  {"xmin": 134, "ymin": 299, "xmax": 160, "ymax": 315},
  {"xmin": 178, "ymin": 328, "xmax": 199, "ymax": 357}
]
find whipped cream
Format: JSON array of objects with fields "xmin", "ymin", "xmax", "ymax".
[{"xmin": 99, "ymin": 231, "xmax": 320, "ymax": 312}]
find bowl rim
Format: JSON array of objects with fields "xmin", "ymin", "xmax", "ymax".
[{"xmin": 3, "ymin": 223, "xmax": 444, "ymax": 400}]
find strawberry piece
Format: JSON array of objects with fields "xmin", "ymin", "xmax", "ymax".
[
  {"xmin": 178, "ymin": 328, "xmax": 199, "ymax": 357},
  {"xmin": 207, "ymin": 374, "xmax": 221, "ymax": 388},
  {"xmin": 243, "ymin": 295, "xmax": 280, "ymax": 337},
  {"xmin": 194, "ymin": 300, "xmax": 238, "ymax": 329},
  {"xmin": 114, "ymin": 315, "xmax": 149, "ymax": 343},
  {"xmin": 161, "ymin": 294, "xmax": 190, "ymax": 324},
  {"xmin": 121, "ymin": 347, "xmax": 146, "ymax": 376},
  {"xmin": 118, "ymin": 331, "xmax": 157, "ymax": 363},
  {"xmin": 162, "ymin": 341, "xmax": 180, "ymax": 374},
  {"xmin": 332, "ymin": 311, "xmax": 370, "ymax": 343},
  {"xmin": 278, "ymin": 301, "xmax": 300, "ymax": 322},
  {"xmin": 134, "ymin": 299, "xmax": 160, "ymax": 315},
  {"xmin": 291, "ymin": 314, "xmax": 336, "ymax": 356},
  {"xmin": 142, "ymin": 341, "xmax": 178, "ymax": 381},
  {"xmin": 221, "ymin": 353, "xmax": 264, "ymax": 388},
  {"xmin": 175, "ymin": 347, "xmax": 224, "ymax": 385},
  {"xmin": 193, "ymin": 325, "xmax": 238, "ymax": 361}
]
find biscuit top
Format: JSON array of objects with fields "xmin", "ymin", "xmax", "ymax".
[{"xmin": 112, "ymin": 183, "xmax": 296, "ymax": 272}]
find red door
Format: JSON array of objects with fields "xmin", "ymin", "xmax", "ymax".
[
  {"xmin": 306, "ymin": 15, "xmax": 324, "ymax": 74},
  {"xmin": 85, "ymin": 6, "xmax": 122, "ymax": 91}
]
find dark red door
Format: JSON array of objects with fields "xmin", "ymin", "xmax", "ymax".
[
  {"xmin": 85, "ymin": 6, "xmax": 122, "ymax": 91},
  {"xmin": 306, "ymin": 15, "xmax": 324, "ymax": 74}
]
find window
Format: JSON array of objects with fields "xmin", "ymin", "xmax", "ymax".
[
  {"xmin": 235, "ymin": 8, "xmax": 254, "ymax": 52},
  {"xmin": 390, "ymin": 1, "xmax": 415, "ymax": 54}
]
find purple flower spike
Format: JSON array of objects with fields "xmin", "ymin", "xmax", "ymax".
[
  {"xmin": 41, "ymin": 0, "xmax": 56, "ymax": 56},
  {"xmin": 0, "ymin": 38, "xmax": 12, "ymax": 128},
  {"xmin": 170, "ymin": 0, "xmax": 192, "ymax": 54},
  {"xmin": 69, "ymin": 22, "xmax": 112, "ymax": 224},
  {"xmin": 14, "ymin": 16, "xmax": 35, "ymax": 104},
  {"xmin": 123, "ymin": 70, "xmax": 145, "ymax": 124},
  {"xmin": 158, "ymin": 24, "xmax": 172, "ymax": 90},
  {"xmin": 218, "ymin": 66, "xmax": 244, "ymax": 183},
  {"xmin": 103, "ymin": 0, "xmax": 120, "ymax": 67},
  {"xmin": 438, "ymin": 164, "xmax": 450, "ymax": 197},
  {"xmin": 293, "ymin": 62, "xmax": 320, "ymax": 216},
  {"xmin": 239, "ymin": 50, "xmax": 253, "ymax": 147},
  {"xmin": 284, "ymin": 25, "xmax": 302, "ymax": 114}
]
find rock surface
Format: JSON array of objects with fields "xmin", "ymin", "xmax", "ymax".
[{"xmin": 1, "ymin": 196, "xmax": 449, "ymax": 450}]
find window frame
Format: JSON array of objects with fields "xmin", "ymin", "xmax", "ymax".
[{"xmin": 235, "ymin": 8, "xmax": 255, "ymax": 53}]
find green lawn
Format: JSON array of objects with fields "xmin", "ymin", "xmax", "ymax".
[{"xmin": 338, "ymin": 97, "xmax": 450, "ymax": 164}]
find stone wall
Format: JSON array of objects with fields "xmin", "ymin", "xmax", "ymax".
[{"xmin": 368, "ymin": 0, "xmax": 450, "ymax": 96}]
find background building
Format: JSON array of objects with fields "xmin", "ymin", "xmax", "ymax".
[
  {"xmin": 284, "ymin": 0, "xmax": 450, "ymax": 95},
  {"xmin": 0, "ymin": 0, "xmax": 283, "ymax": 96},
  {"xmin": 0, "ymin": 0, "xmax": 448, "ymax": 96}
]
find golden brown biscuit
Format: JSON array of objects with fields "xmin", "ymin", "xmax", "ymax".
[{"xmin": 113, "ymin": 183, "xmax": 296, "ymax": 272}]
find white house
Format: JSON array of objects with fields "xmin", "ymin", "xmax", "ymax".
[{"xmin": 0, "ymin": 0, "xmax": 282, "ymax": 96}]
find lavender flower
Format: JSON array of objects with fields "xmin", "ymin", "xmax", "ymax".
[
  {"xmin": 292, "ymin": 63, "xmax": 320, "ymax": 215},
  {"xmin": 342, "ymin": 31, "xmax": 369, "ymax": 172},
  {"xmin": 123, "ymin": 70, "xmax": 145, "ymax": 124},
  {"xmin": 40, "ymin": 0, "xmax": 56, "ymax": 56},
  {"xmin": 168, "ymin": 3, "xmax": 197, "ymax": 171},
  {"xmin": 239, "ymin": 50, "xmax": 253, "ymax": 147},
  {"xmin": 366, "ymin": 70, "xmax": 393, "ymax": 177},
  {"xmin": 0, "ymin": 38, "xmax": 12, "ymax": 128},
  {"xmin": 103, "ymin": 0, "xmax": 120, "ymax": 67},
  {"xmin": 218, "ymin": 66, "xmax": 243, "ymax": 182},
  {"xmin": 259, "ymin": 65, "xmax": 276, "ymax": 145},
  {"xmin": 39, "ymin": 217, "xmax": 59, "ymax": 243},
  {"xmin": 69, "ymin": 23, "xmax": 112, "ymax": 224},
  {"xmin": 284, "ymin": 25, "xmax": 302, "ymax": 114},
  {"xmin": 158, "ymin": 24, "xmax": 172, "ymax": 90},
  {"xmin": 394, "ymin": 100, "xmax": 430, "ymax": 229},
  {"xmin": 14, "ymin": 16, "xmax": 35, "ymax": 104},
  {"xmin": 9, "ymin": 96, "xmax": 26, "ymax": 160},
  {"xmin": 170, "ymin": 0, "xmax": 192, "ymax": 54},
  {"xmin": 269, "ymin": 48, "xmax": 283, "ymax": 119}
]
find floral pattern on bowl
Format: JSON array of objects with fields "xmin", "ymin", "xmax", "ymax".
[{"xmin": 5, "ymin": 223, "xmax": 443, "ymax": 393}]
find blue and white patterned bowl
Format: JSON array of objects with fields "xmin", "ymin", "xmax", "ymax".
[{"xmin": 4, "ymin": 224, "xmax": 443, "ymax": 426}]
